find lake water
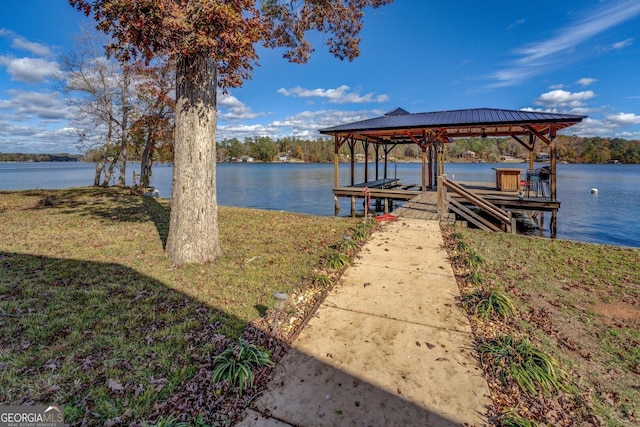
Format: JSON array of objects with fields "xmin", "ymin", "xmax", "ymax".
[{"xmin": 1, "ymin": 161, "xmax": 638, "ymax": 248}]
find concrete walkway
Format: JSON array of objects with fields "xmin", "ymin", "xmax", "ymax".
[{"xmin": 238, "ymin": 218, "xmax": 491, "ymax": 426}]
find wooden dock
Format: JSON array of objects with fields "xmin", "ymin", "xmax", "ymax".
[
  {"xmin": 334, "ymin": 177, "xmax": 561, "ymax": 235},
  {"xmin": 392, "ymin": 192, "xmax": 440, "ymax": 220}
]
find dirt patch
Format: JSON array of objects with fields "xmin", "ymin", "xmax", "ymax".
[{"xmin": 593, "ymin": 302, "xmax": 640, "ymax": 325}]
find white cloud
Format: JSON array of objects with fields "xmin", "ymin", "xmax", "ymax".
[
  {"xmin": 11, "ymin": 36, "xmax": 55, "ymax": 57},
  {"xmin": 605, "ymin": 112, "xmax": 640, "ymax": 125},
  {"xmin": 1, "ymin": 29, "xmax": 55, "ymax": 57},
  {"xmin": 507, "ymin": 19, "xmax": 525, "ymax": 30},
  {"xmin": 0, "ymin": 89, "xmax": 70, "ymax": 121},
  {"xmin": 609, "ymin": 37, "xmax": 634, "ymax": 50},
  {"xmin": 576, "ymin": 77, "xmax": 597, "ymax": 86},
  {"xmin": 277, "ymin": 85, "xmax": 390, "ymax": 104},
  {"xmin": 0, "ymin": 56, "xmax": 62, "ymax": 84},
  {"xmin": 0, "ymin": 120, "xmax": 79, "ymax": 153},
  {"xmin": 489, "ymin": 0, "xmax": 640, "ymax": 87},
  {"xmin": 217, "ymin": 92, "xmax": 266, "ymax": 120},
  {"xmin": 217, "ymin": 109, "xmax": 383, "ymax": 141},
  {"xmin": 534, "ymin": 89, "xmax": 595, "ymax": 109},
  {"xmin": 564, "ymin": 113, "xmax": 640, "ymax": 137},
  {"xmin": 615, "ymin": 130, "xmax": 640, "ymax": 139}
]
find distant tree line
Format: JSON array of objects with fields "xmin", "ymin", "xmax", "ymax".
[
  {"xmin": 217, "ymin": 135, "xmax": 640, "ymax": 164},
  {"xmin": 447, "ymin": 135, "xmax": 640, "ymax": 164},
  {"xmin": 5, "ymin": 135, "xmax": 639, "ymax": 165},
  {"xmin": 0, "ymin": 153, "xmax": 82, "ymax": 162},
  {"xmin": 216, "ymin": 136, "xmax": 337, "ymax": 162}
]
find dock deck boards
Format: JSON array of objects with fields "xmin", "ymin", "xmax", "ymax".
[{"xmin": 393, "ymin": 192, "xmax": 440, "ymax": 220}]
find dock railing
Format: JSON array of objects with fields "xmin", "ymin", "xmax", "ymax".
[{"xmin": 437, "ymin": 174, "xmax": 516, "ymax": 234}]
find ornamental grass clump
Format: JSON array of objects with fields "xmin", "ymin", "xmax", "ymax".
[
  {"xmin": 212, "ymin": 340, "xmax": 273, "ymax": 396},
  {"xmin": 339, "ymin": 236, "xmax": 358, "ymax": 252},
  {"xmin": 466, "ymin": 269, "xmax": 484, "ymax": 286},
  {"xmin": 497, "ymin": 413, "xmax": 539, "ymax": 427},
  {"xmin": 461, "ymin": 287, "xmax": 515, "ymax": 320},
  {"xmin": 466, "ymin": 251, "xmax": 486, "ymax": 270},
  {"xmin": 352, "ymin": 219, "xmax": 375, "ymax": 242},
  {"xmin": 478, "ymin": 335, "xmax": 566, "ymax": 395},
  {"xmin": 326, "ymin": 252, "xmax": 350, "ymax": 269}
]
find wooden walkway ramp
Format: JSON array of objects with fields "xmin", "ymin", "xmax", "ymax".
[{"xmin": 392, "ymin": 192, "xmax": 441, "ymax": 220}]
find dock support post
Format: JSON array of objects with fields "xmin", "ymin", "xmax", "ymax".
[
  {"xmin": 437, "ymin": 174, "xmax": 446, "ymax": 219},
  {"xmin": 384, "ymin": 198, "xmax": 389, "ymax": 214},
  {"xmin": 350, "ymin": 196, "xmax": 356, "ymax": 218},
  {"xmin": 508, "ymin": 211, "xmax": 516, "ymax": 234},
  {"xmin": 421, "ymin": 146, "xmax": 427, "ymax": 193},
  {"xmin": 550, "ymin": 209, "xmax": 557, "ymax": 237},
  {"xmin": 334, "ymin": 195, "xmax": 340, "ymax": 216}
]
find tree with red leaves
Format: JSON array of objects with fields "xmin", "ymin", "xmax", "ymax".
[{"xmin": 69, "ymin": 0, "xmax": 393, "ymax": 265}]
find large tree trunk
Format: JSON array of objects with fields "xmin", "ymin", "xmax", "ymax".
[{"xmin": 165, "ymin": 53, "xmax": 221, "ymax": 265}]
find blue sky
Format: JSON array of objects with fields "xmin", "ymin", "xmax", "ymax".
[{"xmin": 1, "ymin": 0, "xmax": 639, "ymax": 154}]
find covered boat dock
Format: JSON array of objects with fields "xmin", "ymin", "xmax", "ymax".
[{"xmin": 319, "ymin": 107, "xmax": 585, "ymax": 235}]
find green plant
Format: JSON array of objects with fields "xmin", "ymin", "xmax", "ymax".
[
  {"xmin": 149, "ymin": 415, "xmax": 190, "ymax": 427},
  {"xmin": 149, "ymin": 413, "xmax": 213, "ymax": 427},
  {"xmin": 497, "ymin": 413, "xmax": 538, "ymax": 427},
  {"xmin": 466, "ymin": 269, "xmax": 484, "ymax": 285},
  {"xmin": 478, "ymin": 335, "xmax": 565, "ymax": 395},
  {"xmin": 456, "ymin": 239, "xmax": 471, "ymax": 253},
  {"xmin": 352, "ymin": 220, "xmax": 374, "ymax": 241},
  {"xmin": 326, "ymin": 253, "xmax": 350, "ymax": 269},
  {"xmin": 212, "ymin": 340, "xmax": 273, "ymax": 396},
  {"xmin": 311, "ymin": 273, "xmax": 332, "ymax": 286},
  {"xmin": 461, "ymin": 288, "xmax": 514, "ymax": 320},
  {"xmin": 449, "ymin": 230, "xmax": 464, "ymax": 241},
  {"xmin": 466, "ymin": 251, "xmax": 486, "ymax": 269},
  {"xmin": 339, "ymin": 238, "xmax": 358, "ymax": 252}
]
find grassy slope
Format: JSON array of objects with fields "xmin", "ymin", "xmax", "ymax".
[
  {"xmin": 0, "ymin": 188, "xmax": 362, "ymax": 425},
  {"xmin": 443, "ymin": 225, "xmax": 640, "ymax": 426}
]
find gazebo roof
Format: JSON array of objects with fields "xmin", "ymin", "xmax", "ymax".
[{"xmin": 319, "ymin": 107, "xmax": 585, "ymax": 143}]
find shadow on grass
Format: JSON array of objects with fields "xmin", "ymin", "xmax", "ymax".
[
  {"xmin": 0, "ymin": 250, "xmax": 466, "ymax": 426},
  {"xmin": 19, "ymin": 188, "xmax": 171, "ymax": 249}
]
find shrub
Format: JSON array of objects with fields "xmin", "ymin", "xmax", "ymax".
[
  {"xmin": 212, "ymin": 340, "xmax": 273, "ymax": 396},
  {"xmin": 478, "ymin": 335, "xmax": 565, "ymax": 395},
  {"xmin": 310, "ymin": 273, "xmax": 332, "ymax": 287},
  {"xmin": 339, "ymin": 237, "xmax": 358, "ymax": 252},
  {"xmin": 497, "ymin": 413, "xmax": 538, "ymax": 427},
  {"xmin": 456, "ymin": 239, "xmax": 471, "ymax": 253},
  {"xmin": 352, "ymin": 220, "xmax": 374, "ymax": 241},
  {"xmin": 466, "ymin": 269, "xmax": 484, "ymax": 285},
  {"xmin": 326, "ymin": 253, "xmax": 350, "ymax": 269},
  {"xmin": 461, "ymin": 288, "xmax": 514, "ymax": 320},
  {"xmin": 466, "ymin": 251, "xmax": 486, "ymax": 269}
]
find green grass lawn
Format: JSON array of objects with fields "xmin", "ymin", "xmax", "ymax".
[
  {"xmin": 0, "ymin": 187, "xmax": 363, "ymax": 425},
  {"xmin": 444, "ymin": 226, "xmax": 640, "ymax": 426}
]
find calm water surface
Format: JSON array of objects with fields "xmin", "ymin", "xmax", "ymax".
[{"xmin": 1, "ymin": 161, "xmax": 638, "ymax": 248}]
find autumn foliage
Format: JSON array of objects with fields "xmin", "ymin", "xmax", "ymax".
[{"xmin": 69, "ymin": 0, "xmax": 393, "ymax": 88}]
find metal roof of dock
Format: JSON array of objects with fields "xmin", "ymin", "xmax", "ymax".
[{"xmin": 319, "ymin": 107, "xmax": 585, "ymax": 143}]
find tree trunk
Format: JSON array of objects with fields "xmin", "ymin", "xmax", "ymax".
[
  {"xmin": 140, "ymin": 128, "xmax": 154, "ymax": 188},
  {"xmin": 118, "ymin": 63, "xmax": 130, "ymax": 186},
  {"xmin": 94, "ymin": 156, "xmax": 105, "ymax": 187},
  {"xmin": 101, "ymin": 157, "xmax": 116, "ymax": 186},
  {"xmin": 102, "ymin": 147, "xmax": 121, "ymax": 186},
  {"xmin": 95, "ymin": 127, "xmax": 112, "ymax": 186},
  {"xmin": 165, "ymin": 53, "xmax": 221, "ymax": 265}
]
